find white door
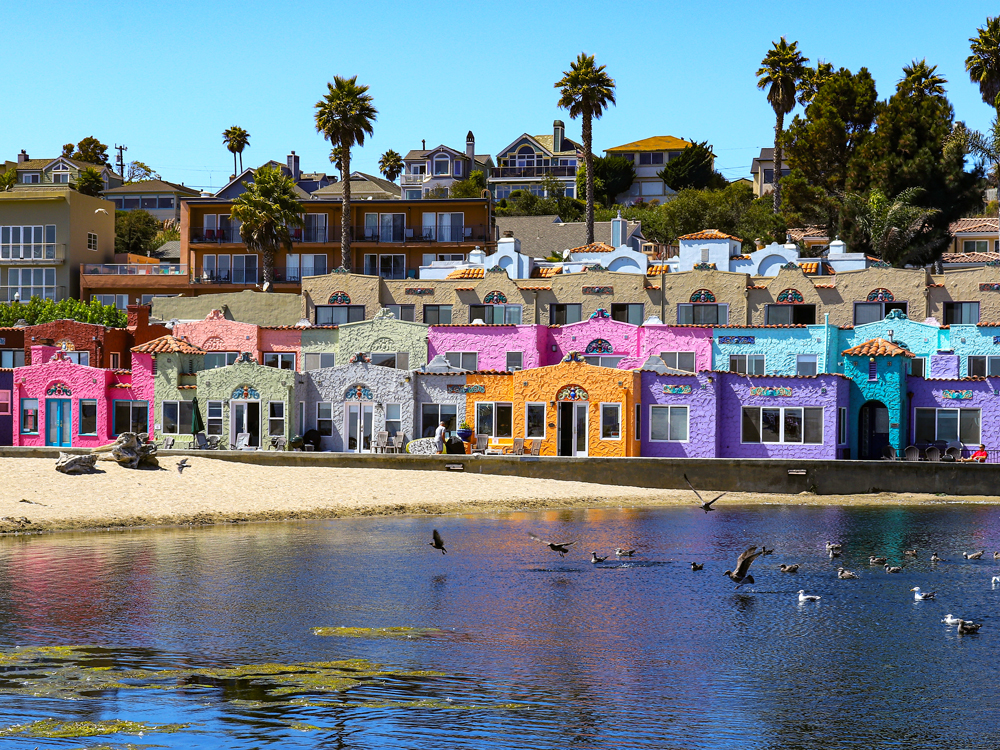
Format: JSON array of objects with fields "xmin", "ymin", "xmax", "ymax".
[
  {"xmin": 574, "ymin": 402, "xmax": 588, "ymax": 457},
  {"xmin": 345, "ymin": 403, "xmax": 374, "ymax": 452},
  {"xmin": 230, "ymin": 400, "xmax": 261, "ymax": 448}
]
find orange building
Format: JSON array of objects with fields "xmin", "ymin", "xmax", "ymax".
[{"xmin": 464, "ymin": 356, "xmax": 640, "ymax": 457}]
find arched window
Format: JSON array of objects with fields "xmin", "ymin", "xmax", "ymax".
[{"xmin": 433, "ymin": 155, "xmax": 450, "ymax": 176}]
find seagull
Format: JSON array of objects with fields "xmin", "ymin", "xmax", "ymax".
[
  {"xmin": 723, "ymin": 546, "xmax": 764, "ymax": 588},
  {"xmin": 930, "ymin": 553, "xmax": 944, "ymax": 563},
  {"xmin": 943, "ymin": 614, "xmax": 962, "ymax": 625},
  {"xmin": 761, "ymin": 545, "xmax": 775, "ymax": 557},
  {"xmin": 993, "ymin": 576, "xmax": 1000, "ymax": 586},
  {"xmin": 911, "ymin": 587, "xmax": 936, "ymax": 601},
  {"xmin": 964, "ymin": 550, "xmax": 985, "ymax": 560},
  {"xmin": 176, "ymin": 458, "xmax": 189, "ymax": 474},
  {"xmin": 691, "ymin": 562, "xmax": 703, "ymax": 571},
  {"xmin": 529, "ymin": 533, "xmax": 576, "ymax": 557},
  {"xmin": 994, "ymin": 552, "xmax": 1000, "ymax": 560},
  {"xmin": 826, "ymin": 542, "xmax": 842, "ymax": 552},
  {"xmin": 837, "ymin": 567, "xmax": 859, "ymax": 580},
  {"xmin": 684, "ymin": 474, "xmax": 725, "ymax": 512},
  {"xmin": 780, "ymin": 564, "xmax": 799, "ymax": 573},
  {"xmin": 870, "ymin": 556, "xmax": 887, "ymax": 565},
  {"xmin": 798, "ymin": 590, "xmax": 820, "ymax": 602},
  {"xmin": 615, "ymin": 548, "xmax": 635, "ymax": 558},
  {"xmin": 885, "ymin": 565, "xmax": 903, "ymax": 574},
  {"xmin": 591, "ymin": 552, "xmax": 607, "ymax": 564},
  {"xmin": 94, "ymin": 208, "xmax": 109, "ymax": 215},
  {"xmin": 958, "ymin": 619, "xmax": 982, "ymax": 634},
  {"xmin": 904, "ymin": 549, "xmax": 918, "ymax": 557},
  {"xmin": 829, "ymin": 549, "xmax": 842, "ymax": 559},
  {"xmin": 429, "ymin": 529, "xmax": 447, "ymax": 554}
]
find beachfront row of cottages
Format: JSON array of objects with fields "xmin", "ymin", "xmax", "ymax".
[{"xmin": 0, "ymin": 304, "xmax": 998, "ymax": 460}]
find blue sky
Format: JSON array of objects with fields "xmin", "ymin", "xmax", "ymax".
[{"xmin": 3, "ymin": 0, "xmax": 998, "ymax": 190}]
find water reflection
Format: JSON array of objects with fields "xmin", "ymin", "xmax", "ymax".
[{"xmin": 0, "ymin": 507, "xmax": 998, "ymax": 747}]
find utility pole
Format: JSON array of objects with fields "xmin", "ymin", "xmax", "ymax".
[{"xmin": 114, "ymin": 144, "xmax": 127, "ymax": 179}]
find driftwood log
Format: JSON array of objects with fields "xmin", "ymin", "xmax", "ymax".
[
  {"xmin": 94, "ymin": 433, "xmax": 159, "ymax": 469},
  {"xmin": 55, "ymin": 453, "xmax": 98, "ymax": 474}
]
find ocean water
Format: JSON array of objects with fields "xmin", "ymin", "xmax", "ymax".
[{"xmin": 0, "ymin": 504, "xmax": 998, "ymax": 748}]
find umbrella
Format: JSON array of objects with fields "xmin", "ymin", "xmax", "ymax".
[{"xmin": 190, "ymin": 397, "xmax": 206, "ymax": 435}]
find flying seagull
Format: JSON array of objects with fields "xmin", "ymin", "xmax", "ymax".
[
  {"xmin": 911, "ymin": 587, "xmax": 936, "ymax": 601},
  {"xmin": 798, "ymin": 590, "xmax": 820, "ymax": 602},
  {"xmin": 780, "ymin": 564, "xmax": 799, "ymax": 573},
  {"xmin": 591, "ymin": 552, "xmax": 607, "ymax": 564},
  {"xmin": 723, "ymin": 546, "xmax": 764, "ymax": 588},
  {"xmin": 684, "ymin": 474, "xmax": 725, "ymax": 512},
  {"xmin": 691, "ymin": 562, "xmax": 704, "ymax": 571},
  {"xmin": 429, "ymin": 529, "xmax": 447, "ymax": 554},
  {"xmin": 529, "ymin": 533, "xmax": 577, "ymax": 557},
  {"xmin": 176, "ymin": 458, "xmax": 189, "ymax": 474},
  {"xmin": 94, "ymin": 208, "xmax": 109, "ymax": 215}
]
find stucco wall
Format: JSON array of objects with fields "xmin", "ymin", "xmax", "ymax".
[
  {"xmin": 174, "ymin": 313, "xmax": 261, "ymax": 360},
  {"xmin": 195, "ymin": 360, "xmax": 295, "ymax": 449},
  {"xmin": 414, "ymin": 373, "xmax": 467, "ymax": 438},
  {"xmin": 300, "ymin": 328, "xmax": 339, "ymax": 356},
  {"xmin": 945, "ymin": 324, "xmax": 1000, "ymax": 377},
  {"xmin": 336, "ymin": 314, "xmax": 428, "ymax": 369},
  {"xmin": 747, "ymin": 266, "xmax": 826, "ymax": 325},
  {"xmin": 639, "ymin": 372, "xmax": 715, "ymax": 457},
  {"xmin": 545, "ymin": 316, "xmax": 640, "ymax": 364},
  {"xmin": 152, "ymin": 291, "xmax": 304, "ymax": 327},
  {"xmin": 908, "ymin": 377, "xmax": 999, "ymax": 448},
  {"xmin": 838, "ymin": 314, "xmax": 943, "ymax": 369},
  {"xmin": 712, "ymin": 326, "xmax": 825, "ymax": 375},
  {"xmin": 818, "ymin": 267, "xmax": 931, "ymax": 327},
  {"xmin": 633, "ymin": 326, "xmax": 714, "ymax": 371},
  {"xmin": 660, "ymin": 269, "xmax": 750, "ymax": 326},
  {"xmin": 845, "ymin": 354, "xmax": 909, "ymax": 458},
  {"xmin": 927, "ymin": 267, "xmax": 1000, "ymax": 323},
  {"xmin": 428, "ymin": 325, "xmax": 541, "ymax": 371},
  {"xmin": 0, "ymin": 370, "xmax": 11, "ymax": 446}
]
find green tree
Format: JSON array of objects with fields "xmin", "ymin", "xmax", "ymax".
[
  {"xmin": 115, "ymin": 209, "xmax": 162, "ymax": 255},
  {"xmin": 314, "ymin": 76, "xmax": 378, "ymax": 271},
  {"xmin": 71, "ymin": 137, "xmax": 109, "ymax": 165},
  {"xmin": 555, "ymin": 52, "xmax": 616, "ymax": 244},
  {"xmin": 495, "ymin": 188, "xmax": 585, "ymax": 223},
  {"xmin": 656, "ymin": 141, "xmax": 725, "ymax": 191},
  {"xmin": 61, "ymin": 143, "xmax": 75, "ymax": 158},
  {"xmin": 152, "ymin": 225, "xmax": 181, "ymax": 250},
  {"xmin": 449, "ymin": 169, "xmax": 488, "ymax": 199},
  {"xmin": 756, "ymin": 37, "xmax": 808, "ymax": 212},
  {"xmin": 967, "ymin": 16, "xmax": 1000, "ymax": 112},
  {"xmin": 797, "ymin": 61, "xmax": 834, "ymax": 105},
  {"xmin": 378, "ymin": 149, "xmax": 403, "ymax": 182},
  {"xmin": 0, "ymin": 170, "xmax": 16, "ymax": 192},
  {"xmin": 0, "ymin": 297, "xmax": 127, "ymax": 327},
  {"xmin": 841, "ymin": 188, "xmax": 939, "ymax": 266},
  {"xmin": 222, "ymin": 126, "xmax": 250, "ymax": 175},
  {"xmin": 125, "ymin": 161, "xmax": 161, "ymax": 183},
  {"xmin": 73, "ymin": 167, "xmax": 106, "ymax": 197},
  {"xmin": 229, "ymin": 165, "xmax": 303, "ymax": 291},
  {"xmin": 576, "ymin": 154, "xmax": 635, "ymax": 206},
  {"xmin": 900, "ymin": 59, "xmax": 947, "ymax": 97},
  {"xmin": 947, "ymin": 117, "xmax": 1000, "ymax": 250}
]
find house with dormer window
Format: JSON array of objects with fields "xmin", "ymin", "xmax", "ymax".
[
  {"xmin": 401, "ymin": 132, "xmax": 494, "ymax": 199},
  {"xmin": 489, "ymin": 121, "xmax": 582, "ymax": 201},
  {"xmin": 2, "ymin": 150, "xmax": 123, "ymax": 191}
]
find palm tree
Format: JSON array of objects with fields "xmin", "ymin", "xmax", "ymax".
[
  {"xmin": 797, "ymin": 61, "xmax": 834, "ymax": 105},
  {"xmin": 314, "ymin": 76, "xmax": 378, "ymax": 271},
  {"xmin": 948, "ymin": 118, "xmax": 1000, "ymax": 253},
  {"xmin": 229, "ymin": 166, "xmax": 303, "ymax": 292},
  {"xmin": 223, "ymin": 126, "xmax": 251, "ymax": 176},
  {"xmin": 842, "ymin": 187, "xmax": 939, "ymax": 266},
  {"xmin": 900, "ymin": 59, "xmax": 947, "ymax": 97},
  {"xmin": 967, "ymin": 16, "xmax": 1000, "ymax": 112},
  {"xmin": 555, "ymin": 53, "xmax": 616, "ymax": 245},
  {"xmin": 756, "ymin": 37, "xmax": 808, "ymax": 213},
  {"xmin": 73, "ymin": 167, "xmax": 105, "ymax": 197},
  {"xmin": 378, "ymin": 149, "xmax": 404, "ymax": 182}
]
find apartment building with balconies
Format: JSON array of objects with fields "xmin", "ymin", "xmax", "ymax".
[
  {"xmin": 401, "ymin": 132, "xmax": 494, "ymax": 199},
  {"xmin": 489, "ymin": 121, "xmax": 582, "ymax": 200},
  {"xmin": 102, "ymin": 180, "xmax": 200, "ymax": 223}
]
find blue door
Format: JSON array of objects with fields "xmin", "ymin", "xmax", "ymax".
[{"xmin": 46, "ymin": 399, "xmax": 72, "ymax": 447}]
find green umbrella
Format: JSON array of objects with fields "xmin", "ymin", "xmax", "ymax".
[{"xmin": 190, "ymin": 397, "xmax": 206, "ymax": 435}]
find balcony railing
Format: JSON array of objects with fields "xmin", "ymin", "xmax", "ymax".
[
  {"xmin": 191, "ymin": 228, "xmax": 335, "ymax": 243},
  {"xmin": 491, "ymin": 165, "xmax": 576, "ymax": 178},
  {"xmin": 400, "ymin": 174, "xmax": 429, "ymax": 186},
  {"xmin": 0, "ymin": 286, "xmax": 68, "ymax": 302},
  {"xmin": 353, "ymin": 224, "xmax": 489, "ymax": 243},
  {"xmin": 282, "ymin": 266, "xmax": 328, "ymax": 282},
  {"xmin": 82, "ymin": 264, "xmax": 187, "ymax": 276},
  {"xmin": 0, "ymin": 244, "xmax": 66, "ymax": 263},
  {"xmin": 193, "ymin": 269, "xmax": 260, "ymax": 285}
]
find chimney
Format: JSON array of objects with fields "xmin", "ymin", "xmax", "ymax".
[
  {"xmin": 553, "ymin": 120, "xmax": 565, "ymax": 151},
  {"xmin": 17, "ymin": 150, "xmax": 28, "ymax": 163},
  {"xmin": 611, "ymin": 210, "xmax": 625, "ymax": 247},
  {"xmin": 287, "ymin": 151, "xmax": 300, "ymax": 182},
  {"xmin": 466, "ymin": 131, "xmax": 475, "ymax": 167},
  {"xmin": 127, "ymin": 304, "xmax": 149, "ymax": 335},
  {"xmin": 422, "ymin": 139, "xmax": 426, "ymax": 150}
]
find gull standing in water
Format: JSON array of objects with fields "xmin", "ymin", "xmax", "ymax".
[
  {"xmin": 684, "ymin": 474, "xmax": 725, "ymax": 513},
  {"xmin": 723, "ymin": 546, "xmax": 764, "ymax": 588},
  {"xmin": 798, "ymin": 590, "xmax": 820, "ymax": 602},
  {"xmin": 911, "ymin": 587, "xmax": 936, "ymax": 601},
  {"xmin": 529, "ymin": 533, "xmax": 577, "ymax": 557}
]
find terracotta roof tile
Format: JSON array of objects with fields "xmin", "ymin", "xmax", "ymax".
[
  {"xmin": 814, "ymin": 283, "xmax": 835, "ymax": 288},
  {"xmin": 178, "ymin": 385, "xmax": 198, "ymax": 389},
  {"xmin": 941, "ymin": 251, "xmax": 1000, "ymax": 263},
  {"xmin": 787, "ymin": 225, "xmax": 829, "ymax": 242},
  {"xmin": 567, "ymin": 242, "xmax": 616, "ymax": 253},
  {"xmin": 131, "ymin": 335, "xmax": 206, "ymax": 354},
  {"xmin": 799, "ymin": 262, "xmax": 819, "ymax": 274},
  {"xmin": 841, "ymin": 338, "xmax": 915, "ymax": 358},
  {"xmin": 519, "ymin": 286, "xmax": 552, "ymax": 290},
  {"xmin": 446, "ymin": 267, "xmax": 485, "ymax": 280},
  {"xmin": 647, "ymin": 264, "xmax": 671, "ymax": 276},
  {"xmin": 532, "ymin": 266, "xmax": 564, "ymax": 278},
  {"xmin": 678, "ymin": 229, "xmax": 742, "ymax": 242},
  {"xmin": 949, "ymin": 217, "xmax": 998, "ymax": 234},
  {"xmin": 454, "ymin": 286, "xmax": 476, "ymax": 291}
]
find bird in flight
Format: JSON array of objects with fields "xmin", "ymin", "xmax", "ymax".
[
  {"xmin": 429, "ymin": 529, "xmax": 447, "ymax": 554},
  {"xmin": 176, "ymin": 458, "xmax": 189, "ymax": 474},
  {"xmin": 723, "ymin": 546, "xmax": 764, "ymax": 588},
  {"xmin": 684, "ymin": 474, "xmax": 725, "ymax": 512},
  {"xmin": 591, "ymin": 552, "xmax": 607, "ymax": 564},
  {"xmin": 529, "ymin": 533, "xmax": 576, "ymax": 557}
]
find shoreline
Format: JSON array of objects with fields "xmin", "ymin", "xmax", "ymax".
[{"xmin": 2, "ymin": 455, "xmax": 999, "ymax": 536}]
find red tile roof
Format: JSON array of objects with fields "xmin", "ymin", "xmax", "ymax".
[
  {"xmin": 841, "ymin": 338, "xmax": 915, "ymax": 358},
  {"xmin": 678, "ymin": 229, "xmax": 742, "ymax": 242},
  {"xmin": 446, "ymin": 268, "xmax": 485, "ymax": 280},
  {"xmin": 949, "ymin": 217, "xmax": 998, "ymax": 234},
  {"xmin": 567, "ymin": 242, "xmax": 616, "ymax": 253},
  {"xmin": 131, "ymin": 335, "xmax": 206, "ymax": 354}
]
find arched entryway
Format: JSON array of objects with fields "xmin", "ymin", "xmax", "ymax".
[{"xmin": 859, "ymin": 400, "xmax": 890, "ymax": 459}]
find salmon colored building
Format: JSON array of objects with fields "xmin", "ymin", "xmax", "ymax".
[{"xmin": 463, "ymin": 356, "xmax": 640, "ymax": 457}]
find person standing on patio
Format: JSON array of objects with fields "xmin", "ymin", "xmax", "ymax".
[{"xmin": 435, "ymin": 421, "xmax": 447, "ymax": 454}]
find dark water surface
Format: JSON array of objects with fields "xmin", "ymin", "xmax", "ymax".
[{"xmin": 1, "ymin": 505, "xmax": 1000, "ymax": 748}]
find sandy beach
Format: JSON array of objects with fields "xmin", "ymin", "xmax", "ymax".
[{"xmin": 0, "ymin": 454, "xmax": 998, "ymax": 535}]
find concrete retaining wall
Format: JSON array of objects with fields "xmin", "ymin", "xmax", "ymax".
[{"xmin": 3, "ymin": 446, "xmax": 997, "ymax": 497}]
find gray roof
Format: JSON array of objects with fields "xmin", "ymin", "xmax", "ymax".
[
  {"xmin": 312, "ymin": 172, "xmax": 400, "ymax": 198},
  {"xmin": 495, "ymin": 215, "xmax": 643, "ymax": 259},
  {"xmin": 103, "ymin": 179, "xmax": 199, "ymax": 195},
  {"xmin": 150, "ymin": 240, "xmax": 181, "ymax": 261}
]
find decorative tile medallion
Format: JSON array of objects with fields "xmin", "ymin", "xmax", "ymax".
[
  {"xmin": 556, "ymin": 384, "xmax": 589, "ymax": 401},
  {"xmin": 446, "ymin": 384, "xmax": 486, "ymax": 394},
  {"xmin": 585, "ymin": 338, "xmax": 614, "ymax": 354},
  {"xmin": 236, "ymin": 351, "xmax": 254, "ymax": 363},
  {"xmin": 583, "ymin": 286, "xmax": 614, "ymax": 295},
  {"xmin": 348, "ymin": 352, "xmax": 371, "ymax": 364},
  {"xmin": 483, "ymin": 290, "xmax": 507, "ymax": 304},
  {"xmin": 692, "ymin": 262, "xmax": 716, "ymax": 271},
  {"xmin": 980, "ymin": 283, "xmax": 1000, "ymax": 291},
  {"xmin": 343, "ymin": 384, "xmax": 374, "ymax": 401},
  {"xmin": 405, "ymin": 288, "xmax": 434, "ymax": 295},
  {"xmin": 690, "ymin": 289, "xmax": 716, "ymax": 303},
  {"xmin": 776, "ymin": 288, "xmax": 804, "ymax": 304},
  {"xmin": 46, "ymin": 383, "xmax": 71, "ymax": 396},
  {"xmin": 943, "ymin": 389, "xmax": 973, "ymax": 400},
  {"xmin": 867, "ymin": 288, "xmax": 894, "ymax": 302},
  {"xmin": 869, "ymin": 260, "xmax": 891, "ymax": 269},
  {"xmin": 589, "ymin": 308, "xmax": 609, "ymax": 319},
  {"xmin": 561, "ymin": 351, "xmax": 586, "ymax": 363},
  {"xmin": 663, "ymin": 385, "xmax": 692, "ymax": 395},
  {"xmin": 994, "ymin": 336, "xmax": 1000, "ymax": 344},
  {"xmin": 781, "ymin": 262, "xmax": 800, "ymax": 270},
  {"xmin": 231, "ymin": 385, "xmax": 260, "ymax": 400},
  {"xmin": 328, "ymin": 291, "xmax": 351, "ymax": 305},
  {"xmin": 718, "ymin": 335, "xmax": 755, "ymax": 344},
  {"xmin": 750, "ymin": 386, "xmax": 792, "ymax": 397}
]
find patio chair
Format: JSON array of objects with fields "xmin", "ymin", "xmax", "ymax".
[
  {"xmin": 904, "ymin": 445, "xmax": 921, "ymax": 462},
  {"xmin": 471, "ymin": 434, "xmax": 489, "ymax": 455},
  {"xmin": 945, "ymin": 446, "xmax": 962, "ymax": 461},
  {"xmin": 206, "ymin": 435, "xmax": 221, "ymax": 450},
  {"xmin": 924, "ymin": 446, "xmax": 941, "ymax": 462},
  {"xmin": 269, "ymin": 436, "xmax": 287, "ymax": 451},
  {"xmin": 393, "ymin": 432, "xmax": 405, "ymax": 453},
  {"xmin": 530, "ymin": 439, "xmax": 541, "ymax": 456},
  {"xmin": 882, "ymin": 445, "xmax": 897, "ymax": 460},
  {"xmin": 232, "ymin": 433, "xmax": 250, "ymax": 450},
  {"xmin": 373, "ymin": 431, "xmax": 389, "ymax": 453},
  {"xmin": 195, "ymin": 432, "xmax": 209, "ymax": 450},
  {"xmin": 504, "ymin": 437, "xmax": 525, "ymax": 456},
  {"xmin": 162, "ymin": 436, "xmax": 175, "ymax": 450}
]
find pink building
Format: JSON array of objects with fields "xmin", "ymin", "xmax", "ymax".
[
  {"xmin": 625, "ymin": 324, "xmax": 714, "ymax": 372},
  {"xmin": 428, "ymin": 324, "xmax": 546, "ymax": 371},
  {"xmin": 14, "ymin": 345, "xmax": 154, "ymax": 447},
  {"xmin": 172, "ymin": 310, "xmax": 303, "ymax": 371},
  {"xmin": 545, "ymin": 314, "xmax": 641, "ymax": 366}
]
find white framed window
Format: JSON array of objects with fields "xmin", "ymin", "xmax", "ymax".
[
  {"xmin": 914, "ymin": 407, "xmax": 980, "ymax": 444},
  {"xmin": 742, "ymin": 407, "xmax": 823, "ymax": 444},
  {"xmin": 363, "ymin": 213, "xmax": 405, "ymax": 243},
  {"xmin": 22, "ymin": 173, "xmax": 40, "ymax": 184},
  {"xmin": 423, "ymin": 305, "xmax": 452, "ymax": 324},
  {"xmin": 317, "ymin": 402, "xmax": 333, "ymax": 436},
  {"xmin": 385, "ymin": 403, "xmax": 402, "ymax": 435},
  {"xmin": 968, "ymin": 356, "xmax": 1000, "ymax": 377},
  {"xmin": 87, "ymin": 232, "xmax": 98, "ymax": 251},
  {"xmin": 383, "ymin": 304, "xmax": 415, "ymax": 321},
  {"xmin": 304, "ymin": 353, "xmax": 336, "ymax": 370},
  {"xmin": 837, "ymin": 407, "xmax": 847, "ymax": 445},
  {"xmin": 1, "ymin": 225, "xmax": 56, "ymax": 260},
  {"xmin": 91, "ymin": 294, "xmax": 129, "ymax": 311},
  {"xmin": 207, "ymin": 400, "xmax": 223, "ymax": 435},
  {"xmin": 162, "ymin": 400, "xmax": 195, "ymax": 435},
  {"xmin": 301, "ymin": 253, "xmax": 328, "ymax": 277},
  {"xmin": 63, "ymin": 351, "xmax": 89, "ymax": 365},
  {"xmin": 730, "ymin": 354, "xmax": 765, "ymax": 375},
  {"xmin": 659, "ymin": 351, "xmax": 696, "ymax": 373},
  {"xmin": 79, "ymin": 400, "xmax": 97, "ymax": 435},
  {"xmin": 433, "ymin": 156, "xmax": 451, "ymax": 176},
  {"xmin": 585, "ymin": 355, "xmax": 623, "ymax": 368},
  {"xmin": 204, "ymin": 352, "xmax": 238, "ymax": 369},
  {"xmin": 445, "ymin": 352, "xmax": 477, "ymax": 370},
  {"xmin": 963, "ymin": 240, "xmax": 989, "ymax": 253},
  {"xmin": 268, "ymin": 401, "xmax": 285, "ymax": 436},
  {"xmin": 363, "ymin": 253, "xmax": 406, "ymax": 279},
  {"xmin": 232, "ymin": 254, "xmax": 258, "ymax": 284},
  {"xmin": 7, "ymin": 268, "xmax": 57, "ymax": 301},
  {"xmin": 796, "ymin": 354, "xmax": 818, "ymax": 376},
  {"xmin": 469, "ymin": 304, "xmax": 521, "ymax": 325},
  {"xmin": 316, "ymin": 305, "xmax": 365, "ymax": 325},
  {"xmin": 476, "ymin": 401, "xmax": 513, "ymax": 438},
  {"xmin": 506, "ymin": 351, "xmax": 523, "ymax": 371},
  {"xmin": 550, "ymin": 304, "xmax": 582, "ymax": 325},
  {"xmin": 650, "ymin": 405, "xmax": 689, "ymax": 442},
  {"xmin": 600, "ymin": 403, "xmax": 622, "ymax": 440},
  {"xmin": 766, "ymin": 304, "xmax": 817, "ymax": 325},
  {"xmin": 526, "ymin": 403, "xmax": 546, "ymax": 438},
  {"xmin": 263, "ymin": 352, "xmax": 295, "ymax": 370},
  {"xmin": 853, "ymin": 301, "xmax": 907, "ymax": 325},
  {"xmin": 678, "ymin": 303, "xmax": 728, "ymax": 325},
  {"xmin": 405, "ymin": 189, "xmax": 421, "ymax": 200}
]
